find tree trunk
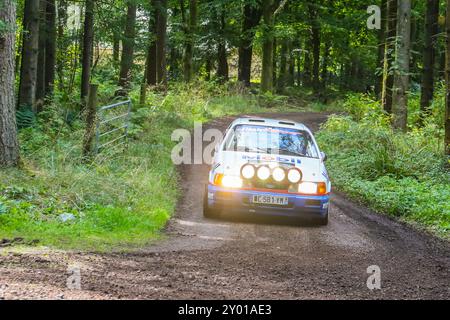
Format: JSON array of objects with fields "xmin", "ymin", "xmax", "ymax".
[
  {"xmin": 261, "ymin": 0, "xmax": 275, "ymax": 93},
  {"xmin": 145, "ymin": 38, "xmax": 157, "ymax": 85},
  {"xmin": 339, "ymin": 62, "xmax": 347, "ymax": 89},
  {"xmin": 308, "ymin": 3, "xmax": 320, "ymax": 94},
  {"xmin": 277, "ymin": 38, "xmax": 288, "ymax": 92},
  {"xmin": 168, "ymin": 4, "xmax": 181, "ymax": 78},
  {"xmin": 18, "ymin": 0, "xmax": 40, "ymax": 110},
  {"xmin": 238, "ymin": 3, "xmax": 262, "ymax": 86},
  {"xmin": 439, "ymin": 46, "xmax": 446, "ymax": 80},
  {"xmin": 205, "ymin": 56, "xmax": 212, "ymax": 81},
  {"xmin": 81, "ymin": 0, "xmax": 94, "ymax": 103},
  {"xmin": 272, "ymin": 37, "xmax": 277, "ymax": 88},
  {"xmin": 44, "ymin": 0, "xmax": 56, "ymax": 99},
  {"xmin": 156, "ymin": 0, "xmax": 167, "ymax": 88},
  {"xmin": 381, "ymin": 0, "xmax": 397, "ymax": 114},
  {"xmin": 445, "ymin": 0, "xmax": 450, "ymax": 157},
  {"xmin": 113, "ymin": 32, "xmax": 120, "ymax": 63},
  {"xmin": 420, "ymin": 0, "xmax": 440, "ymax": 119},
  {"xmin": 15, "ymin": 23, "xmax": 22, "ymax": 77},
  {"xmin": 217, "ymin": 42, "xmax": 229, "ymax": 82},
  {"xmin": 145, "ymin": 1, "xmax": 157, "ymax": 86},
  {"xmin": 278, "ymin": 39, "xmax": 294, "ymax": 88},
  {"xmin": 303, "ymin": 46, "xmax": 312, "ymax": 86},
  {"xmin": 350, "ymin": 58, "xmax": 358, "ymax": 90},
  {"xmin": 216, "ymin": 8, "xmax": 228, "ymax": 82},
  {"xmin": 57, "ymin": 0, "xmax": 67, "ymax": 92},
  {"xmin": 0, "ymin": 0, "xmax": 20, "ymax": 167},
  {"xmin": 82, "ymin": 84, "xmax": 98, "ymax": 158},
  {"xmin": 36, "ymin": 0, "xmax": 47, "ymax": 108},
  {"xmin": 145, "ymin": 42, "xmax": 157, "ymax": 85},
  {"xmin": 321, "ymin": 41, "xmax": 330, "ymax": 89},
  {"xmin": 118, "ymin": 2, "xmax": 137, "ymax": 91},
  {"xmin": 68, "ymin": 25, "xmax": 81, "ymax": 94},
  {"xmin": 183, "ymin": 0, "xmax": 197, "ymax": 82},
  {"xmin": 392, "ymin": 0, "xmax": 411, "ymax": 131},
  {"xmin": 410, "ymin": 10, "xmax": 418, "ymax": 81},
  {"xmin": 287, "ymin": 40, "xmax": 295, "ymax": 87},
  {"xmin": 375, "ymin": 0, "xmax": 388, "ymax": 98}
]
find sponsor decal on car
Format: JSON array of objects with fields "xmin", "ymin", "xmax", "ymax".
[{"xmin": 242, "ymin": 154, "xmax": 301, "ymax": 164}]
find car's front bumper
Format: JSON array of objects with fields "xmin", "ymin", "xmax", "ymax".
[{"xmin": 206, "ymin": 184, "xmax": 329, "ymax": 218}]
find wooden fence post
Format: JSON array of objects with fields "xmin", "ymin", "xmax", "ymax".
[
  {"xmin": 140, "ymin": 82, "xmax": 147, "ymax": 106},
  {"xmin": 82, "ymin": 84, "xmax": 98, "ymax": 158}
]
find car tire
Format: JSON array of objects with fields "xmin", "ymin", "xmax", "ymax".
[
  {"xmin": 317, "ymin": 210, "xmax": 329, "ymax": 226},
  {"xmin": 203, "ymin": 186, "xmax": 217, "ymax": 219},
  {"xmin": 203, "ymin": 204, "xmax": 217, "ymax": 219}
]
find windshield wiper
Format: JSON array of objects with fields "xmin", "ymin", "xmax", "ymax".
[
  {"xmin": 278, "ymin": 149, "xmax": 308, "ymax": 157},
  {"xmin": 246, "ymin": 147, "xmax": 268, "ymax": 153}
]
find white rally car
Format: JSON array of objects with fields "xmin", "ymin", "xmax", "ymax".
[{"xmin": 203, "ymin": 117, "xmax": 331, "ymax": 225}]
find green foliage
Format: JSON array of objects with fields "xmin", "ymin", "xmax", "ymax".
[
  {"xmin": 341, "ymin": 93, "xmax": 390, "ymax": 126},
  {"xmin": 257, "ymin": 91, "xmax": 289, "ymax": 108},
  {"xmin": 407, "ymin": 82, "xmax": 447, "ymax": 128},
  {"xmin": 317, "ymin": 93, "xmax": 449, "ymax": 238},
  {"xmin": 0, "ymin": 81, "xmax": 286, "ymax": 250},
  {"xmin": 16, "ymin": 109, "xmax": 36, "ymax": 129}
]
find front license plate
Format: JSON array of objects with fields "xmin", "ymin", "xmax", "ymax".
[{"xmin": 252, "ymin": 195, "xmax": 289, "ymax": 206}]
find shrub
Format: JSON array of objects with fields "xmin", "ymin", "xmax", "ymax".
[{"xmin": 317, "ymin": 93, "xmax": 449, "ymax": 238}]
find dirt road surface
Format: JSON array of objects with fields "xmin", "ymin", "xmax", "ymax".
[{"xmin": 0, "ymin": 112, "xmax": 449, "ymax": 300}]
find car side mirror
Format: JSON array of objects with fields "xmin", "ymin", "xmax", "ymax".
[
  {"xmin": 320, "ymin": 152, "xmax": 327, "ymax": 162},
  {"xmin": 212, "ymin": 144, "xmax": 219, "ymax": 157}
]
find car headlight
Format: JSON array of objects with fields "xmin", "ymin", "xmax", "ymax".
[
  {"xmin": 257, "ymin": 166, "xmax": 271, "ymax": 180},
  {"xmin": 298, "ymin": 182, "xmax": 327, "ymax": 195},
  {"xmin": 222, "ymin": 176, "xmax": 243, "ymax": 188},
  {"xmin": 272, "ymin": 167, "xmax": 286, "ymax": 182},
  {"xmin": 287, "ymin": 168, "xmax": 302, "ymax": 184},
  {"xmin": 241, "ymin": 164, "xmax": 256, "ymax": 179},
  {"xmin": 214, "ymin": 173, "xmax": 243, "ymax": 188}
]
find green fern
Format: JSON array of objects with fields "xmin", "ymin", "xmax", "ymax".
[{"xmin": 16, "ymin": 109, "xmax": 36, "ymax": 129}]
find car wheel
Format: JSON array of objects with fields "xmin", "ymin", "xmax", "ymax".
[
  {"xmin": 317, "ymin": 210, "xmax": 329, "ymax": 226},
  {"xmin": 203, "ymin": 204, "xmax": 217, "ymax": 219},
  {"xmin": 203, "ymin": 186, "xmax": 217, "ymax": 219}
]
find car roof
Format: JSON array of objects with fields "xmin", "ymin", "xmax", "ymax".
[{"xmin": 230, "ymin": 117, "xmax": 311, "ymax": 132}]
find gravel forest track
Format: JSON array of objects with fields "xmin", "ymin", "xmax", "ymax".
[{"xmin": 0, "ymin": 112, "xmax": 449, "ymax": 300}]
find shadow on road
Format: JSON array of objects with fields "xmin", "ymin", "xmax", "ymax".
[{"xmin": 204, "ymin": 213, "xmax": 324, "ymax": 229}]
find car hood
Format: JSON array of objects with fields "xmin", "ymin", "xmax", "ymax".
[{"xmin": 216, "ymin": 151, "xmax": 325, "ymax": 182}]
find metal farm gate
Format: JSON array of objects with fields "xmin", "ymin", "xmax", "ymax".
[{"xmin": 94, "ymin": 100, "xmax": 132, "ymax": 154}]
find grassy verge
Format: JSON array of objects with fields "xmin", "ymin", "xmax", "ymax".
[
  {"xmin": 316, "ymin": 91, "xmax": 449, "ymax": 238},
  {"xmin": 0, "ymin": 82, "xmax": 294, "ymax": 251}
]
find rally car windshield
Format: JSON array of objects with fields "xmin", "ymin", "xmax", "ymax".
[{"xmin": 223, "ymin": 125, "xmax": 319, "ymax": 158}]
